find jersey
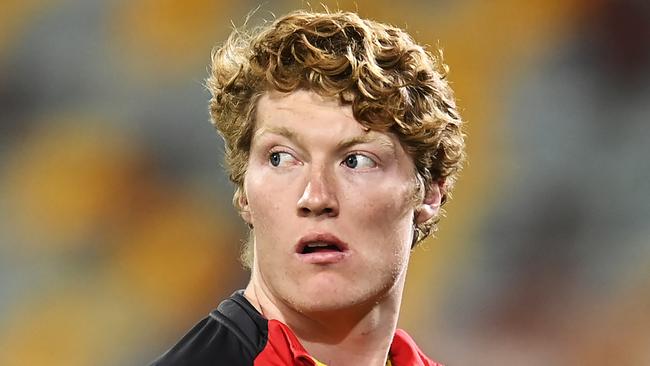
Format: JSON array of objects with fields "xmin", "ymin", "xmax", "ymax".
[{"xmin": 150, "ymin": 290, "xmax": 443, "ymax": 366}]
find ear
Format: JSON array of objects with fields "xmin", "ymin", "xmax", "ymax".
[
  {"xmin": 238, "ymin": 190, "xmax": 253, "ymax": 226},
  {"xmin": 414, "ymin": 180, "xmax": 445, "ymax": 225}
]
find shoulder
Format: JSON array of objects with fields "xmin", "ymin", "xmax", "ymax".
[{"xmin": 150, "ymin": 291, "xmax": 268, "ymax": 366}]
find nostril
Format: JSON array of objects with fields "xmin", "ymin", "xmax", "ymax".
[
  {"xmin": 300, "ymin": 207, "xmax": 311, "ymax": 216},
  {"xmin": 298, "ymin": 206, "xmax": 336, "ymax": 217}
]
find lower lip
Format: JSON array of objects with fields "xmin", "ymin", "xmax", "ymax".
[{"xmin": 296, "ymin": 251, "xmax": 349, "ymax": 264}]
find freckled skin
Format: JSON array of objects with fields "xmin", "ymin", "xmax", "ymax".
[{"xmin": 241, "ymin": 90, "xmax": 425, "ymax": 316}]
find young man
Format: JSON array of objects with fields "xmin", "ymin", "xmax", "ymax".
[{"xmin": 152, "ymin": 9, "xmax": 465, "ymax": 366}]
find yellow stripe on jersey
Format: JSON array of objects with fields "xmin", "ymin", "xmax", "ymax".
[{"xmin": 312, "ymin": 357, "xmax": 392, "ymax": 365}]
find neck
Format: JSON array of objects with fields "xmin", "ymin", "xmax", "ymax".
[{"xmin": 244, "ymin": 269, "xmax": 407, "ymax": 366}]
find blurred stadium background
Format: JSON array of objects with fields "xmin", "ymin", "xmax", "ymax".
[{"xmin": 1, "ymin": 0, "xmax": 648, "ymax": 364}]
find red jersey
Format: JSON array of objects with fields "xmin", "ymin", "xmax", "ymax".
[{"xmin": 151, "ymin": 291, "xmax": 443, "ymax": 366}]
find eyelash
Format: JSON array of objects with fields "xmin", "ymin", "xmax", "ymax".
[
  {"xmin": 342, "ymin": 153, "xmax": 377, "ymax": 169},
  {"xmin": 266, "ymin": 149, "xmax": 378, "ymax": 169},
  {"xmin": 268, "ymin": 150, "xmax": 297, "ymax": 167}
]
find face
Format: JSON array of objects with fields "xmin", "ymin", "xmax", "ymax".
[{"xmin": 241, "ymin": 89, "xmax": 440, "ymax": 314}]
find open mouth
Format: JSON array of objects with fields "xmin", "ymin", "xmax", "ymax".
[
  {"xmin": 296, "ymin": 233, "xmax": 349, "ymax": 255},
  {"xmin": 301, "ymin": 242, "xmax": 343, "ymax": 254},
  {"xmin": 295, "ymin": 233, "xmax": 349, "ymax": 264}
]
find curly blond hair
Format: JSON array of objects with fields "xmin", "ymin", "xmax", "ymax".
[{"xmin": 206, "ymin": 10, "xmax": 465, "ymax": 266}]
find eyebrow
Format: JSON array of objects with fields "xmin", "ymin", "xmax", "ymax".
[
  {"xmin": 254, "ymin": 126, "xmax": 305, "ymax": 147},
  {"xmin": 254, "ymin": 126, "xmax": 396, "ymax": 152},
  {"xmin": 337, "ymin": 133, "xmax": 395, "ymax": 151}
]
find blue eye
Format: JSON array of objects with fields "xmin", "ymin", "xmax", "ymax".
[
  {"xmin": 270, "ymin": 152, "xmax": 281, "ymax": 166},
  {"xmin": 343, "ymin": 154, "xmax": 376, "ymax": 169},
  {"xmin": 269, "ymin": 151, "xmax": 296, "ymax": 167}
]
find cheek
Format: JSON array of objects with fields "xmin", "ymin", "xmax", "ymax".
[
  {"xmin": 342, "ymin": 181, "xmax": 415, "ymax": 255},
  {"xmin": 244, "ymin": 173, "xmax": 296, "ymax": 237},
  {"xmin": 247, "ymin": 191, "xmax": 281, "ymax": 231},
  {"xmin": 346, "ymin": 182, "xmax": 414, "ymax": 224}
]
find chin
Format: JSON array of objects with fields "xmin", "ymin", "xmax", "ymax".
[
  {"xmin": 293, "ymin": 297, "xmax": 350, "ymax": 314},
  {"xmin": 291, "ymin": 293, "xmax": 375, "ymax": 316},
  {"xmin": 288, "ymin": 278, "xmax": 391, "ymax": 314}
]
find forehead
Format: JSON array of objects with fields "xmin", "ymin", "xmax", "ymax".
[
  {"xmin": 256, "ymin": 89, "xmax": 354, "ymax": 124},
  {"xmin": 254, "ymin": 90, "xmax": 393, "ymax": 145}
]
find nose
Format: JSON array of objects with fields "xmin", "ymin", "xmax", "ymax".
[{"xmin": 297, "ymin": 165, "xmax": 339, "ymax": 217}]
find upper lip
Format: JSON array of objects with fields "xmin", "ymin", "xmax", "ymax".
[{"xmin": 296, "ymin": 232, "xmax": 349, "ymax": 254}]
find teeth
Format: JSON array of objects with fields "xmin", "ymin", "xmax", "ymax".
[{"xmin": 307, "ymin": 242, "xmax": 329, "ymax": 247}]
